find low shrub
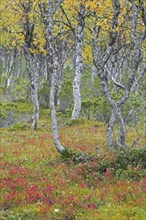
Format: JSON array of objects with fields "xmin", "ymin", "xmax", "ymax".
[
  {"xmin": 65, "ymin": 118, "xmax": 89, "ymax": 126},
  {"xmin": 61, "ymin": 147, "xmax": 146, "ymax": 183},
  {"xmin": 8, "ymin": 122, "xmax": 30, "ymax": 131}
]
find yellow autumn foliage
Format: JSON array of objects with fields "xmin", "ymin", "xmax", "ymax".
[{"xmin": 0, "ymin": 0, "xmax": 145, "ymax": 61}]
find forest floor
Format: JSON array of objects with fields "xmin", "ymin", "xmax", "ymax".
[{"xmin": 0, "ymin": 118, "xmax": 146, "ymax": 220}]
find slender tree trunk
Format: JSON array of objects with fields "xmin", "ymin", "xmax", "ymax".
[
  {"xmin": 106, "ymin": 112, "xmax": 115, "ymax": 147},
  {"xmin": 100, "ymin": 73, "xmax": 126, "ymax": 147},
  {"xmin": 47, "ymin": 0, "xmax": 65, "ymax": 153},
  {"xmin": 113, "ymin": 105, "xmax": 126, "ymax": 147},
  {"xmin": 21, "ymin": 2, "xmax": 40, "ymax": 130},
  {"xmin": 25, "ymin": 51, "xmax": 40, "ymax": 130},
  {"xmin": 107, "ymin": 106, "xmax": 126, "ymax": 147},
  {"xmin": 32, "ymin": 56, "xmax": 40, "ymax": 130},
  {"xmin": 49, "ymin": 56, "xmax": 65, "ymax": 153},
  {"xmin": 71, "ymin": 4, "xmax": 85, "ymax": 119}
]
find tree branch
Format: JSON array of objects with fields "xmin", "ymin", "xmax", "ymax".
[{"xmin": 105, "ymin": 65, "xmax": 125, "ymax": 89}]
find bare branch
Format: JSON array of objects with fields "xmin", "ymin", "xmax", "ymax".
[
  {"xmin": 105, "ymin": 65, "xmax": 125, "ymax": 89},
  {"xmin": 60, "ymin": 5, "xmax": 76, "ymax": 36}
]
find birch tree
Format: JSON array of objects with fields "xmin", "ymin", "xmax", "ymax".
[
  {"xmin": 36, "ymin": 0, "xmax": 66, "ymax": 154},
  {"xmin": 92, "ymin": 0, "xmax": 146, "ymax": 147},
  {"xmin": 47, "ymin": 0, "xmax": 65, "ymax": 154},
  {"xmin": 25, "ymin": 52, "xmax": 40, "ymax": 130},
  {"xmin": 71, "ymin": 4, "xmax": 85, "ymax": 119},
  {"xmin": 19, "ymin": 1, "xmax": 40, "ymax": 130}
]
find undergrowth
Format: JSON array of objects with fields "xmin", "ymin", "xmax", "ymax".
[{"xmin": 0, "ymin": 120, "xmax": 146, "ymax": 220}]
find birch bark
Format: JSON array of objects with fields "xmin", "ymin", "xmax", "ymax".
[
  {"xmin": 47, "ymin": 0, "xmax": 65, "ymax": 153},
  {"xmin": 20, "ymin": 1, "xmax": 40, "ymax": 130},
  {"xmin": 25, "ymin": 52, "xmax": 40, "ymax": 130},
  {"xmin": 32, "ymin": 56, "xmax": 40, "ymax": 130},
  {"xmin": 71, "ymin": 4, "xmax": 85, "ymax": 119}
]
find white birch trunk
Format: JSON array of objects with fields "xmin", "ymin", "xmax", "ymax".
[
  {"xmin": 49, "ymin": 57, "xmax": 65, "ymax": 153},
  {"xmin": 71, "ymin": 5, "xmax": 85, "ymax": 119},
  {"xmin": 32, "ymin": 56, "xmax": 40, "ymax": 130},
  {"xmin": 47, "ymin": 0, "xmax": 65, "ymax": 153},
  {"xmin": 21, "ymin": 2, "xmax": 40, "ymax": 130},
  {"xmin": 25, "ymin": 52, "xmax": 40, "ymax": 130},
  {"xmin": 106, "ymin": 112, "xmax": 115, "ymax": 147},
  {"xmin": 100, "ymin": 73, "xmax": 126, "ymax": 147}
]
